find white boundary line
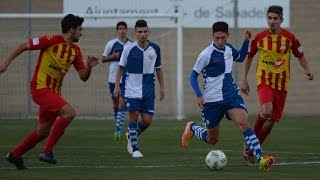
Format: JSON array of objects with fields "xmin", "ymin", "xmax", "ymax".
[{"xmin": 1, "ymin": 161, "xmax": 320, "ymax": 170}]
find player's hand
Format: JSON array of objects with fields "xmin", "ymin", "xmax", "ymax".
[
  {"xmin": 87, "ymin": 56, "xmax": 99, "ymax": 68},
  {"xmin": 244, "ymin": 31, "xmax": 252, "ymax": 40},
  {"xmin": 113, "ymin": 86, "xmax": 120, "ymax": 100},
  {"xmin": 112, "ymin": 50, "xmax": 120, "ymax": 59},
  {"xmin": 197, "ymin": 96, "xmax": 205, "ymax": 108},
  {"xmin": 0, "ymin": 61, "xmax": 9, "ymax": 74},
  {"xmin": 305, "ymin": 71, "xmax": 314, "ymax": 80},
  {"xmin": 240, "ymin": 80, "xmax": 250, "ymax": 95},
  {"xmin": 118, "ymin": 97, "xmax": 125, "ymax": 109},
  {"xmin": 159, "ymin": 88, "xmax": 165, "ymax": 101}
]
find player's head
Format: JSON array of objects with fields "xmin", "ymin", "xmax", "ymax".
[
  {"xmin": 212, "ymin": 21, "xmax": 229, "ymax": 49},
  {"xmin": 116, "ymin": 21, "xmax": 128, "ymax": 38},
  {"xmin": 61, "ymin": 14, "xmax": 84, "ymax": 42},
  {"xmin": 135, "ymin": 20, "xmax": 148, "ymax": 44},
  {"xmin": 267, "ymin": 5, "xmax": 283, "ymax": 32}
]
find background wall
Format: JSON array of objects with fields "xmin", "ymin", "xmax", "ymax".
[{"xmin": 0, "ymin": 0, "xmax": 319, "ymax": 119}]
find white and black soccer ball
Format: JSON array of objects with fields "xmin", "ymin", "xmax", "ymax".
[{"xmin": 205, "ymin": 150, "xmax": 227, "ymax": 171}]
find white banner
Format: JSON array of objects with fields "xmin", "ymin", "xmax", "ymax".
[{"xmin": 63, "ymin": 0, "xmax": 290, "ymax": 28}]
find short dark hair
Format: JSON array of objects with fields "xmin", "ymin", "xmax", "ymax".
[
  {"xmin": 135, "ymin": 19, "xmax": 148, "ymax": 29},
  {"xmin": 116, "ymin": 21, "xmax": 127, "ymax": 30},
  {"xmin": 61, "ymin": 14, "xmax": 84, "ymax": 33},
  {"xmin": 267, "ymin": 5, "xmax": 283, "ymax": 18},
  {"xmin": 212, "ymin": 21, "xmax": 228, "ymax": 33}
]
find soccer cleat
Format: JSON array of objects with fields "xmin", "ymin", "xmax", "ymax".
[
  {"xmin": 181, "ymin": 121, "xmax": 194, "ymax": 148},
  {"xmin": 259, "ymin": 155, "xmax": 275, "ymax": 171},
  {"xmin": 39, "ymin": 151, "xmax": 57, "ymax": 164},
  {"xmin": 126, "ymin": 132, "xmax": 133, "ymax": 154},
  {"xmin": 6, "ymin": 152, "xmax": 27, "ymax": 170},
  {"xmin": 132, "ymin": 150, "xmax": 143, "ymax": 158},
  {"xmin": 113, "ymin": 131, "xmax": 122, "ymax": 141},
  {"xmin": 243, "ymin": 143, "xmax": 255, "ymax": 166}
]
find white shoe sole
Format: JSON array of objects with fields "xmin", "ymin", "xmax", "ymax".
[
  {"xmin": 132, "ymin": 150, "xmax": 143, "ymax": 158},
  {"xmin": 126, "ymin": 133, "xmax": 133, "ymax": 154}
]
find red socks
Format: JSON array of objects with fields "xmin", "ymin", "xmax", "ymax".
[
  {"xmin": 43, "ymin": 116, "xmax": 71, "ymax": 152},
  {"xmin": 12, "ymin": 130, "xmax": 45, "ymax": 159},
  {"xmin": 253, "ymin": 113, "xmax": 271, "ymax": 145},
  {"xmin": 253, "ymin": 113, "xmax": 265, "ymax": 134},
  {"xmin": 257, "ymin": 128, "xmax": 270, "ymax": 145}
]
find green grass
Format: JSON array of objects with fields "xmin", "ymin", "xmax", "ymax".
[{"xmin": 0, "ymin": 117, "xmax": 320, "ymax": 180}]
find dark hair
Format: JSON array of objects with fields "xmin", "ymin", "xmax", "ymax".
[
  {"xmin": 117, "ymin": 21, "xmax": 127, "ymax": 30},
  {"xmin": 61, "ymin": 14, "xmax": 84, "ymax": 33},
  {"xmin": 267, "ymin": 5, "xmax": 283, "ymax": 18},
  {"xmin": 135, "ymin": 19, "xmax": 148, "ymax": 29},
  {"xmin": 212, "ymin": 21, "xmax": 228, "ymax": 33}
]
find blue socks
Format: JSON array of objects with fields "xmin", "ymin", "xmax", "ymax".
[{"xmin": 243, "ymin": 128, "xmax": 262, "ymax": 162}]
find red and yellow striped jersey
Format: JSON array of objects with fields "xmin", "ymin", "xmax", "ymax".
[
  {"xmin": 248, "ymin": 29, "xmax": 304, "ymax": 91},
  {"xmin": 29, "ymin": 35, "xmax": 85, "ymax": 95}
]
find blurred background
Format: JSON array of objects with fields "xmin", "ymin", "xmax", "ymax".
[{"xmin": 0, "ymin": 0, "xmax": 319, "ymax": 120}]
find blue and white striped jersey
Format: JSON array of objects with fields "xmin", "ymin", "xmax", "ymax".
[
  {"xmin": 102, "ymin": 38, "xmax": 131, "ymax": 83},
  {"xmin": 192, "ymin": 42, "xmax": 245, "ymax": 103},
  {"xmin": 119, "ymin": 41, "xmax": 161, "ymax": 99}
]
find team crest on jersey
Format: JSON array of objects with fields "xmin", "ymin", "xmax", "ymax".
[
  {"xmin": 148, "ymin": 54, "xmax": 154, "ymax": 62},
  {"xmin": 46, "ymin": 35, "xmax": 53, "ymax": 40},
  {"xmin": 280, "ymin": 42, "xmax": 286, "ymax": 51},
  {"xmin": 69, "ymin": 50, "xmax": 76, "ymax": 61}
]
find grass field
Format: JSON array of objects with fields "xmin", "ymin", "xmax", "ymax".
[{"xmin": 0, "ymin": 117, "xmax": 319, "ymax": 180}]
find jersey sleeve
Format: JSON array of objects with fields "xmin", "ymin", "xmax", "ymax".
[
  {"xmin": 232, "ymin": 40, "xmax": 249, "ymax": 62},
  {"xmin": 28, "ymin": 35, "xmax": 54, "ymax": 50},
  {"xmin": 247, "ymin": 35, "xmax": 259, "ymax": 59},
  {"xmin": 193, "ymin": 51, "xmax": 210, "ymax": 74},
  {"xmin": 73, "ymin": 46, "xmax": 85, "ymax": 71},
  {"xmin": 291, "ymin": 37, "xmax": 304, "ymax": 58},
  {"xmin": 102, "ymin": 40, "xmax": 113, "ymax": 57},
  {"xmin": 155, "ymin": 45, "xmax": 161, "ymax": 69},
  {"xmin": 119, "ymin": 45, "xmax": 130, "ymax": 68}
]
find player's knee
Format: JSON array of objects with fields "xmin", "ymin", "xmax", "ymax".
[
  {"xmin": 63, "ymin": 108, "xmax": 76, "ymax": 120},
  {"xmin": 37, "ymin": 129, "xmax": 50, "ymax": 138},
  {"xmin": 206, "ymin": 136, "xmax": 219, "ymax": 145},
  {"xmin": 260, "ymin": 111, "xmax": 271, "ymax": 119}
]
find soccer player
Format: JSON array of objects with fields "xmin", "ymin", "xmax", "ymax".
[
  {"xmin": 240, "ymin": 5, "xmax": 314, "ymax": 165},
  {"xmin": 0, "ymin": 14, "xmax": 99, "ymax": 169},
  {"xmin": 113, "ymin": 19, "xmax": 165, "ymax": 158},
  {"xmin": 102, "ymin": 21, "xmax": 132, "ymax": 141},
  {"xmin": 181, "ymin": 21, "xmax": 274, "ymax": 171}
]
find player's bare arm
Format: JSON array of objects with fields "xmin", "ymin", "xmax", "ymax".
[
  {"xmin": 156, "ymin": 68, "xmax": 165, "ymax": 101},
  {"xmin": 298, "ymin": 56, "xmax": 314, "ymax": 80},
  {"xmin": 240, "ymin": 57, "xmax": 253, "ymax": 95},
  {"xmin": 102, "ymin": 50, "xmax": 120, "ymax": 63},
  {"xmin": 113, "ymin": 66, "xmax": 123, "ymax": 100},
  {"xmin": 0, "ymin": 42, "xmax": 30, "ymax": 74},
  {"xmin": 78, "ymin": 56, "xmax": 99, "ymax": 81}
]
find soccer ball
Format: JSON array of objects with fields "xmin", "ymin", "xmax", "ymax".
[{"xmin": 205, "ymin": 150, "xmax": 227, "ymax": 171}]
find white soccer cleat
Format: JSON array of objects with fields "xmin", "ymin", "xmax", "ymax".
[
  {"xmin": 132, "ymin": 150, "xmax": 143, "ymax": 158},
  {"xmin": 126, "ymin": 132, "xmax": 133, "ymax": 154}
]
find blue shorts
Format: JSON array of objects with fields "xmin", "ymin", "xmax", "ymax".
[
  {"xmin": 202, "ymin": 95, "xmax": 247, "ymax": 128},
  {"xmin": 108, "ymin": 82, "xmax": 125, "ymax": 100},
  {"xmin": 125, "ymin": 97, "xmax": 155, "ymax": 115}
]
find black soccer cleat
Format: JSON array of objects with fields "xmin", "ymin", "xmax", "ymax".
[
  {"xmin": 39, "ymin": 151, "xmax": 57, "ymax": 164},
  {"xmin": 6, "ymin": 152, "xmax": 28, "ymax": 170}
]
